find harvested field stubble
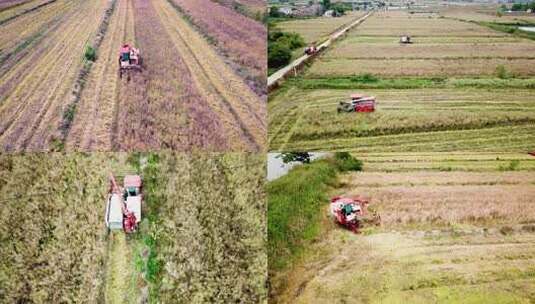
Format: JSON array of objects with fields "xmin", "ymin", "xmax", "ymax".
[
  {"xmin": 0, "ymin": 0, "xmax": 107, "ymax": 152},
  {"xmin": 269, "ymin": 88, "xmax": 535, "ymax": 152},
  {"xmin": 341, "ymin": 170, "xmax": 535, "ymax": 228},
  {"xmin": 169, "ymin": 0, "xmax": 266, "ymax": 95}
]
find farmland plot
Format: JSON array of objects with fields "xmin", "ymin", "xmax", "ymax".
[
  {"xmin": 0, "ymin": 152, "xmax": 267, "ymax": 303},
  {"xmin": 142, "ymin": 152, "xmax": 267, "ymax": 302},
  {"xmin": 0, "ymin": 0, "xmax": 266, "ymax": 152},
  {"xmin": 0, "ymin": 0, "xmax": 108, "ymax": 152},
  {"xmin": 169, "ymin": 0, "xmax": 267, "ymax": 95},
  {"xmin": 0, "ymin": 153, "xmax": 129, "ymax": 303},
  {"xmin": 307, "ymin": 11, "xmax": 535, "ymax": 77},
  {"xmin": 275, "ymin": 12, "xmax": 366, "ymax": 44},
  {"xmin": 269, "ymin": 88, "xmax": 535, "ymax": 151},
  {"xmin": 271, "ymin": 155, "xmax": 535, "ymax": 303}
]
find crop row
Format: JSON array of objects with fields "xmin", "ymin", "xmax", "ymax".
[
  {"xmin": 0, "ymin": 0, "xmax": 108, "ymax": 151},
  {"xmin": 0, "ymin": 153, "xmax": 128, "ymax": 303},
  {"xmin": 170, "ymin": 0, "xmax": 266, "ymax": 95},
  {"xmin": 140, "ymin": 152, "xmax": 266, "ymax": 302},
  {"xmin": 269, "ymin": 87, "xmax": 535, "ymax": 151}
]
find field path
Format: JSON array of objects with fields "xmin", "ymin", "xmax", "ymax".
[
  {"xmin": 105, "ymin": 232, "xmax": 135, "ymax": 304},
  {"xmin": 268, "ymin": 12, "xmax": 372, "ymax": 90}
]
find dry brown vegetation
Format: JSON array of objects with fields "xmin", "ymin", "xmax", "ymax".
[
  {"xmin": 306, "ymin": 10, "xmax": 535, "ymax": 77},
  {"xmin": 0, "ymin": 152, "xmax": 267, "ymax": 303},
  {"xmin": 0, "ymin": 0, "xmax": 266, "ymax": 152}
]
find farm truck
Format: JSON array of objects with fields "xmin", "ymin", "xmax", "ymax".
[
  {"xmin": 337, "ymin": 94, "xmax": 376, "ymax": 113},
  {"xmin": 330, "ymin": 196, "xmax": 380, "ymax": 233},
  {"xmin": 105, "ymin": 173, "xmax": 142, "ymax": 233},
  {"xmin": 118, "ymin": 44, "xmax": 141, "ymax": 78}
]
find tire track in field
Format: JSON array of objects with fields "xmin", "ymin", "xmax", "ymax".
[
  {"xmin": 0, "ymin": 0, "xmax": 97, "ymax": 151},
  {"xmin": 154, "ymin": 0, "xmax": 265, "ymax": 151},
  {"xmin": 113, "ymin": 0, "xmax": 228, "ymax": 151},
  {"xmin": 65, "ymin": 0, "xmax": 128, "ymax": 150},
  {"xmin": 0, "ymin": 0, "xmax": 73, "ymax": 97}
]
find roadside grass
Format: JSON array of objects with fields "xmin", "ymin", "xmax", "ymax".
[{"xmin": 268, "ymin": 154, "xmax": 363, "ymax": 272}]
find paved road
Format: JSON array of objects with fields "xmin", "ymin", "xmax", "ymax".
[{"xmin": 268, "ymin": 11, "xmax": 373, "ymax": 89}]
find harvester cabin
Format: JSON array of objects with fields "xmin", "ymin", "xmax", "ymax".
[{"xmin": 124, "ymin": 175, "xmax": 141, "ymax": 196}]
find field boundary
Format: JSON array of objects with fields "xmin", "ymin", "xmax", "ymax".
[
  {"xmin": 0, "ymin": 0, "xmax": 56, "ymax": 26},
  {"xmin": 268, "ymin": 11, "xmax": 373, "ymax": 91}
]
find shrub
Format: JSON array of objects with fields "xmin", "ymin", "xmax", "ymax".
[
  {"xmin": 84, "ymin": 45, "xmax": 96, "ymax": 61},
  {"xmin": 495, "ymin": 65, "xmax": 509, "ymax": 79},
  {"xmin": 334, "ymin": 152, "xmax": 363, "ymax": 172},
  {"xmin": 268, "ymin": 42, "xmax": 292, "ymax": 68}
]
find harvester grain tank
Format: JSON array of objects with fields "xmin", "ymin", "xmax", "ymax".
[
  {"xmin": 105, "ymin": 173, "xmax": 142, "ymax": 233},
  {"xmin": 400, "ymin": 35, "xmax": 412, "ymax": 44},
  {"xmin": 118, "ymin": 44, "xmax": 141, "ymax": 78},
  {"xmin": 337, "ymin": 93, "xmax": 376, "ymax": 113}
]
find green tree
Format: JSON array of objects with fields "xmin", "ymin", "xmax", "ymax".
[
  {"xmin": 278, "ymin": 152, "xmax": 311, "ymax": 164},
  {"xmin": 268, "ymin": 42, "xmax": 292, "ymax": 68}
]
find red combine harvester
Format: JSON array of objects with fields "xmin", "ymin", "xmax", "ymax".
[
  {"xmin": 337, "ymin": 94, "xmax": 376, "ymax": 113},
  {"xmin": 329, "ymin": 196, "xmax": 380, "ymax": 233},
  {"xmin": 118, "ymin": 44, "xmax": 141, "ymax": 78},
  {"xmin": 105, "ymin": 173, "xmax": 142, "ymax": 233},
  {"xmin": 304, "ymin": 45, "xmax": 318, "ymax": 55},
  {"xmin": 529, "ymin": 151, "xmax": 535, "ymax": 157}
]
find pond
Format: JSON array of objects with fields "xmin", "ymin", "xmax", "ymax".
[
  {"xmin": 518, "ymin": 26, "xmax": 535, "ymax": 32},
  {"xmin": 267, "ymin": 153, "xmax": 328, "ymax": 181}
]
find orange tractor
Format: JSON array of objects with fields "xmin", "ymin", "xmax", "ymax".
[
  {"xmin": 118, "ymin": 44, "xmax": 141, "ymax": 78},
  {"xmin": 330, "ymin": 196, "xmax": 380, "ymax": 233},
  {"xmin": 105, "ymin": 173, "xmax": 142, "ymax": 233}
]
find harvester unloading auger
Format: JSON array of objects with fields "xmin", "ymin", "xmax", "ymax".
[
  {"xmin": 118, "ymin": 44, "xmax": 141, "ymax": 79},
  {"xmin": 105, "ymin": 173, "xmax": 142, "ymax": 233},
  {"xmin": 330, "ymin": 196, "xmax": 380, "ymax": 233}
]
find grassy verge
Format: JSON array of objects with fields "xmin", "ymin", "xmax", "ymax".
[
  {"xmin": 268, "ymin": 153, "xmax": 362, "ymax": 272},
  {"xmin": 127, "ymin": 153, "xmax": 166, "ymax": 303},
  {"xmin": 476, "ymin": 20, "xmax": 535, "ymax": 41},
  {"xmin": 281, "ymin": 75, "xmax": 535, "ymax": 91}
]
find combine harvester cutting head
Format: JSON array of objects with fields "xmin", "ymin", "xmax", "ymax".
[
  {"xmin": 105, "ymin": 173, "xmax": 142, "ymax": 233},
  {"xmin": 118, "ymin": 44, "xmax": 141, "ymax": 78},
  {"xmin": 329, "ymin": 196, "xmax": 380, "ymax": 233},
  {"xmin": 337, "ymin": 94, "xmax": 376, "ymax": 113}
]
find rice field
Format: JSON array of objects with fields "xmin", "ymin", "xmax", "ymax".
[
  {"xmin": 306, "ymin": 10, "xmax": 535, "ymax": 77},
  {"xmin": 271, "ymin": 153, "xmax": 535, "ymax": 303},
  {"xmin": 269, "ymin": 87, "xmax": 535, "ymax": 152},
  {"xmin": 275, "ymin": 12, "xmax": 365, "ymax": 44},
  {"xmin": 0, "ymin": 152, "xmax": 267, "ymax": 303},
  {"xmin": 0, "ymin": 0, "xmax": 266, "ymax": 152}
]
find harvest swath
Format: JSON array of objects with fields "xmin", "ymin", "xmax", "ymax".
[
  {"xmin": 269, "ymin": 88, "xmax": 535, "ymax": 151},
  {"xmin": 272, "ymin": 154, "xmax": 535, "ymax": 303},
  {"xmin": 0, "ymin": 0, "xmax": 265, "ymax": 152},
  {"xmin": 307, "ymin": 10, "xmax": 535, "ymax": 77},
  {"xmin": 0, "ymin": 152, "xmax": 267, "ymax": 303},
  {"xmin": 269, "ymin": 7, "xmax": 535, "ymax": 152}
]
